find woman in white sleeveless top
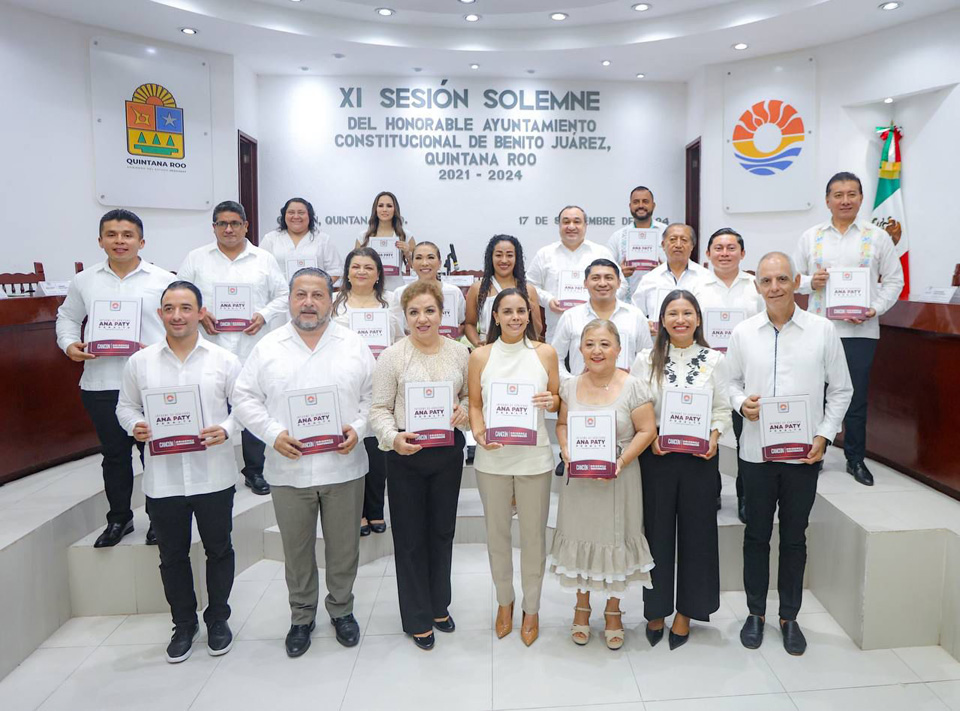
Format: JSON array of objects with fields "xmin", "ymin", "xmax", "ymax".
[{"xmin": 467, "ymin": 288, "xmax": 559, "ymax": 646}]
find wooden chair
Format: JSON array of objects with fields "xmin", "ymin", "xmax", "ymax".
[
  {"xmin": 75, "ymin": 262, "xmax": 84, "ymax": 274},
  {"xmin": 0, "ymin": 262, "xmax": 45, "ymax": 296},
  {"xmin": 952, "ymin": 264, "xmax": 959, "ymax": 287},
  {"xmin": 447, "ymin": 269, "xmax": 483, "ymax": 298}
]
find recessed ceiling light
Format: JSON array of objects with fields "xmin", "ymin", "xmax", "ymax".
[
  {"xmin": 550, "ymin": 12, "xmax": 568, "ymax": 21},
  {"xmin": 375, "ymin": 7, "xmax": 395, "ymax": 16},
  {"xmin": 526, "ymin": 69, "xmax": 536, "ymax": 74},
  {"xmin": 601, "ymin": 60, "xmax": 611, "ymax": 66},
  {"xmin": 884, "ymin": 97, "xmax": 894, "ymax": 103},
  {"xmin": 300, "ymin": 66, "xmax": 309, "ymax": 71},
  {"xmin": 732, "ymin": 42, "xmax": 749, "ymax": 50},
  {"xmin": 464, "ymin": 13, "xmax": 481, "ymax": 21},
  {"xmin": 459, "ymin": 0, "xmax": 477, "ymax": 3},
  {"xmin": 289, "ymin": 0, "xmax": 302, "ymax": 3},
  {"xmin": 179, "ymin": 27, "xmax": 198, "ymax": 35},
  {"xmin": 632, "ymin": 3, "xmax": 652, "ymax": 11},
  {"xmin": 145, "ymin": 47, "xmax": 157, "ymax": 54},
  {"xmin": 470, "ymin": 63, "xmax": 480, "ymax": 70},
  {"xmin": 878, "ymin": 1, "xmax": 901, "ymax": 9},
  {"xmin": 332, "ymin": 53, "xmax": 345, "ymax": 59},
  {"xmin": 413, "ymin": 67, "xmax": 422, "ymax": 72},
  {"xmin": 636, "ymin": 73, "xmax": 645, "ymax": 79}
]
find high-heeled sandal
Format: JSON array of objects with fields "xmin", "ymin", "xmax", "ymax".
[
  {"xmin": 520, "ymin": 612, "xmax": 539, "ymax": 647},
  {"xmin": 571, "ymin": 606, "xmax": 591, "ymax": 645},
  {"xmin": 604, "ymin": 610, "xmax": 625, "ymax": 650},
  {"xmin": 495, "ymin": 602, "xmax": 514, "ymax": 639}
]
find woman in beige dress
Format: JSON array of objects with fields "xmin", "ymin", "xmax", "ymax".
[{"xmin": 551, "ymin": 319, "xmax": 658, "ymax": 650}]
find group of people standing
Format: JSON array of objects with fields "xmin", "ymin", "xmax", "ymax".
[{"xmin": 55, "ymin": 170, "xmax": 902, "ymax": 664}]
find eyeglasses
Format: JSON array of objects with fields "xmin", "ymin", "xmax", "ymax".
[{"xmin": 214, "ymin": 220, "xmax": 244, "ymax": 229}]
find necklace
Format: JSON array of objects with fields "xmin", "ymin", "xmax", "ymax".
[{"xmin": 586, "ymin": 372, "xmax": 615, "ymax": 390}]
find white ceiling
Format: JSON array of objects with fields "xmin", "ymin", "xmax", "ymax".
[{"xmin": 10, "ymin": 0, "xmax": 960, "ymax": 81}]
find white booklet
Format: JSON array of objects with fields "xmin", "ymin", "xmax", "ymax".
[
  {"xmin": 556, "ymin": 269, "xmax": 588, "ymax": 309},
  {"xmin": 439, "ymin": 294, "xmax": 460, "ymax": 339},
  {"xmin": 624, "ymin": 228, "xmax": 660, "ymax": 271},
  {"xmin": 349, "ymin": 308, "xmax": 391, "ymax": 357},
  {"xmin": 287, "ymin": 385, "xmax": 344, "ymax": 455},
  {"xmin": 703, "ymin": 308, "xmax": 747, "ymax": 353},
  {"xmin": 213, "ymin": 283, "xmax": 254, "ymax": 331},
  {"xmin": 370, "ymin": 237, "xmax": 401, "ymax": 276},
  {"xmin": 142, "ymin": 384, "xmax": 205, "ymax": 456},
  {"xmin": 658, "ymin": 386, "xmax": 713, "ymax": 455},
  {"xmin": 285, "ymin": 257, "xmax": 318, "ymax": 280},
  {"xmin": 649, "ymin": 286, "xmax": 675, "ymax": 331},
  {"xmin": 567, "ymin": 410, "xmax": 617, "ymax": 479},
  {"xmin": 485, "ymin": 380, "xmax": 538, "ymax": 446},
  {"xmin": 404, "ymin": 381, "xmax": 454, "ymax": 448},
  {"xmin": 759, "ymin": 395, "xmax": 812, "ymax": 461},
  {"xmin": 825, "ymin": 267, "xmax": 871, "ymax": 319},
  {"xmin": 87, "ymin": 298, "xmax": 142, "ymax": 356}
]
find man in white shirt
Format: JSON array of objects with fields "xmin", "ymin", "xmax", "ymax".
[
  {"xmin": 793, "ymin": 172, "xmax": 904, "ymax": 487},
  {"xmin": 56, "ymin": 209, "xmax": 174, "ymax": 548},
  {"xmin": 725, "ymin": 252, "xmax": 853, "ymax": 657},
  {"xmin": 116, "ymin": 281, "xmax": 241, "ymax": 664},
  {"xmin": 527, "ymin": 205, "xmax": 617, "ymax": 339},
  {"xmin": 177, "ymin": 200, "xmax": 290, "ymax": 497},
  {"xmin": 233, "ymin": 268, "xmax": 375, "ymax": 658},
  {"xmin": 693, "ymin": 228, "xmax": 764, "ymax": 521},
  {"xmin": 606, "ymin": 185, "xmax": 667, "ymax": 293},
  {"xmin": 551, "ymin": 258, "xmax": 653, "ymax": 379},
  {"xmin": 632, "ymin": 224, "xmax": 710, "ymax": 334}
]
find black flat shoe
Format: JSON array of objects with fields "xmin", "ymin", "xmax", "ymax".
[
  {"xmin": 433, "ymin": 615, "xmax": 455, "ymax": 633},
  {"xmin": 244, "ymin": 475, "xmax": 271, "ymax": 495},
  {"xmin": 94, "ymin": 520, "xmax": 134, "ymax": 548},
  {"xmin": 412, "ymin": 632, "xmax": 435, "ymax": 650},
  {"xmin": 846, "ymin": 460, "xmax": 874, "ymax": 486},
  {"xmin": 207, "ymin": 620, "xmax": 233, "ymax": 656},
  {"xmin": 780, "ymin": 619, "xmax": 807, "ymax": 656},
  {"xmin": 737, "ymin": 496, "xmax": 748, "ymax": 524},
  {"xmin": 645, "ymin": 624, "xmax": 664, "ymax": 647},
  {"xmin": 285, "ymin": 620, "xmax": 316, "ymax": 657},
  {"xmin": 360, "ymin": 524, "xmax": 371, "ymax": 537},
  {"xmin": 165, "ymin": 623, "xmax": 199, "ymax": 663},
  {"xmin": 331, "ymin": 614, "xmax": 360, "ymax": 647},
  {"xmin": 668, "ymin": 629, "xmax": 689, "ymax": 650},
  {"xmin": 740, "ymin": 614, "xmax": 764, "ymax": 649},
  {"xmin": 145, "ymin": 524, "xmax": 158, "ymax": 546},
  {"xmin": 370, "ymin": 521, "xmax": 387, "ymax": 534}
]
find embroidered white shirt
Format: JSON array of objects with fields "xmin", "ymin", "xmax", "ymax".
[{"xmin": 551, "ymin": 300, "xmax": 653, "ymax": 380}]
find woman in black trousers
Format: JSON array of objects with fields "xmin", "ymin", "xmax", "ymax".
[
  {"xmin": 368, "ymin": 280, "xmax": 470, "ymax": 650},
  {"xmin": 630, "ymin": 290, "xmax": 731, "ymax": 649}
]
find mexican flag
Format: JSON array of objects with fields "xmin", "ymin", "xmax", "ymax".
[{"xmin": 872, "ymin": 126, "xmax": 909, "ymax": 299}]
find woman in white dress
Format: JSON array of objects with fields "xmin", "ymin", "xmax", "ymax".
[
  {"xmin": 260, "ymin": 197, "xmax": 342, "ymax": 282},
  {"xmin": 357, "ymin": 191, "xmax": 415, "ymax": 293}
]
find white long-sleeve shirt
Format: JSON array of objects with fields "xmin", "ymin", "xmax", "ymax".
[
  {"xmin": 631, "ymin": 261, "xmax": 710, "ymax": 320},
  {"xmin": 551, "ymin": 300, "xmax": 653, "ymax": 380},
  {"xmin": 526, "ymin": 239, "xmax": 616, "ymax": 335},
  {"xmin": 116, "ymin": 335, "xmax": 241, "ymax": 498},
  {"xmin": 260, "ymin": 229, "xmax": 343, "ymax": 280},
  {"xmin": 232, "ymin": 321, "xmax": 375, "ymax": 488},
  {"xmin": 55, "ymin": 259, "xmax": 175, "ymax": 391},
  {"xmin": 793, "ymin": 219, "xmax": 904, "ymax": 340},
  {"xmin": 177, "ymin": 241, "xmax": 290, "ymax": 363},
  {"xmin": 693, "ymin": 270, "xmax": 765, "ymax": 316},
  {"xmin": 724, "ymin": 307, "xmax": 854, "ymax": 464},
  {"xmin": 606, "ymin": 222, "xmax": 667, "ymax": 293}
]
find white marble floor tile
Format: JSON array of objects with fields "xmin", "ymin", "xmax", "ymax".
[
  {"xmin": 500, "ymin": 704, "xmax": 647, "ymax": 711},
  {"xmin": 367, "ymin": 572, "xmax": 492, "ymax": 636},
  {"xmin": 37, "ymin": 644, "xmax": 220, "ymax": 711},
  {"xmin": 721, "ymin": 590, "xmax": 825, "ymax": 621},
  {"xmin": 894, "ymin": 646, "xmax": 960, "ymax": 682},
  {"xmin": 234, "ymin": 559, "xmax": 283, "ymax": 582},
  {"xmin": 103, "ymin": 613, "xmax": 186, "ymax": 646},
  {"xmin": 353, "ymin": 554, "xmax": 389, "ymax": 578},
  {"xmin": 40, "ymin": 616, "xmax": 127, "ymax": 648},
  {"xmin": 341, "ymin": 629, "xmax": 492, "ymax": 711},
  {"xmin": 929, "ymin": 681, "xmax": 960, "ymax": 711},
  {"xmin": 492, "ymin": 624, "xmax": 642, "ymax": 710},
  {"xmin": 0, "ymin": 647, "xmax": 96, "ymax": 711},
  {"xmin": 790, "ymin": 683, "xmax": 948, "ymax": 710},
  {"xmin": 452, "ymin": 543, "xmax": 497, "ymax": 574},
  {"xmin": 188, "ymin": 638, "xmax": 359, "ymax": 711},
  {"xmin": 645, "ymin": 694, "xmax": 797, "ymax": 711},
  {"xmin": 758, "ymin": 612, "xmax": 920, "ymax": 692},
  {"xmin": 629, "ymin": 617, "xmax": 784, "ymax": 701}
]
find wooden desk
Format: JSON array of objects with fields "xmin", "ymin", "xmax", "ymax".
[
  {"xmin": 866, "ymin": 301, "xmax": 960, "ymax": 499},
  {"xmin": 0, "ymin": 297, "xmax": 99, "ymax": 485}
]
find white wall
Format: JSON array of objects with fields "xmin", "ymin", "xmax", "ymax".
[
  {"xmin": 687, "ymin": 9, "xmax": 960, "ymax": 294},
  {"xmin": 234, "ymin": 58, "xmax": 259, "ymax": 140},
  {"xmin": 0, "ymin": 3, "xmax": 239, "ymax": 280}
]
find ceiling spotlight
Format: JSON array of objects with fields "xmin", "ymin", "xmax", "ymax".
[
  {"xmin": 375, "ymin": 7, "xmax": 395, "ymax": 16},
  {"xmin": 332, "ymin": 53, "xmax": 345, "ymax": 59},
  {"xmin": 300, "ymin": 66, "xmax": 309, "ymax": 71},
  {"xmin": 884, "ymin": 97, "xmax": 894, "ymax": 104},
  {"xmin": 632, "ymin": 3, "xmax": 652, "ymax": 11},
  {"xmin": 636, "ymin": 72, "xmax": 645, "ymax": 79},
  {"xmin": 464, "ymin": 13, "xmax": 481, "ymax": 21},
  {"xmin": 179, "ymin": 27, "xmax": 198, "ymax": 35},
  {"xmin": 732, "ymin": 42, "xmax": 749, "ymax": 50},
  {"xmin": 526, "ymin": 69, "xmax": 536, "ymax": 74},
  {"xmin": 550, "ymin": 12, "xmax": 568, "ymax": 21},
  {"xmin": 459, "ymin": 0, "xmax": 477, "ymax": 3},
  {"xmin": 470, "ymin": 63, "xmax": 480, "ymax": 70},
  {"xmin": 413, "ymin": 67, "xmax": 423, "ymax": 72},
  {"xmin": 601, "ymin": 60, "xmax": 611, "ymax": 66},
  {"xmin": 878, "ymin": 1, "xmax": 901, "ymax": 9},
  {"xmin": 289, "ymin": 0, "xmax": 302, "ymax": 3}
]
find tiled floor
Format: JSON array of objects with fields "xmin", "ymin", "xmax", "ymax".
[{"xmin": 2, "ymin": 544, "xmax": 959, "ymax": 711}]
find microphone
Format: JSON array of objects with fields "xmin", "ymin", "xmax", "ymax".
[{"xmin": 448, "ymin": 244, "xmax": 460, "ymax": 272}]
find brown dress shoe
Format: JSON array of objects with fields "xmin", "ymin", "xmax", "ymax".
[
  {"xmin": 520, "ymin": 612, "xmax": 539, "ymax": 647},
  {"xmin": 495, "ymin": 602, "xmax": 514, "ymax": 639}
]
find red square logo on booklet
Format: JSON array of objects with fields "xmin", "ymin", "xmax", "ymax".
[
  {"xmin": 779, "ymin": 402, "xmax": 790, "ymax": 413},
  {"xmin": 297, "ymin": 260, "xmax": 307, "ymax": 267},
  {"xmin": 165, "ymin": 393, "xmax": 177, "ymax": 404},
  {"xmin": 306, "ymin": 394, "xmax": 317, "ymax": 406},
  {"xmin": 508, "ymin": 384, "xmax": 518, "ymax": 395},
  {"xmin": 586, "ymin": 417, "xmax": 596, "ymax": 427},
  {"xmin": 228, "ymin": 286, "xmax": 238, "ymax": 295},
  {"xmin": 425, "ymin": 388, "xmax": 434, "ymax": 398},
  {"xmin": 682, "ymin": 393, "xmax": 693, "ymax": 404},
  {"xmin": 110, "ymin": 301, "xmax": 121, "ymax": 311},
  {"xmin": 365, "ymin": 312, "xmax": 374, "ymax": 321},
  {"xmin": 843, "ymin": 272, "xmax": 853, "ymax": 281},
  {"xmin": 721, "ymin": 311, "xmax": 730, "ymax": 321}
]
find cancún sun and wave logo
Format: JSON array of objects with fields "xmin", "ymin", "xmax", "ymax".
[
  {"xmin": 125, "ymin": 83, "xmax": 184, "ymax": 159},
  {"xmin": 732, "ymin": 100, "xmax": 804, "ymax": 176}
]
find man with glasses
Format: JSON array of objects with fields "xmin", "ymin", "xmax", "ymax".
[{"xmin": 177, "ymin": 201, "xmax": 289, "ymax": 495}]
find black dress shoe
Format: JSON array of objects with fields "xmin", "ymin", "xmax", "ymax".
[
  {"xmin": 331, "ymin": 613, "xmax": 360, "ymax": 647},
  {"xmin": 740, "ymin": 614, "xmax": 764, "ymax": 649},
  {"xmin": 165, "ymin": 623, "xmax": 199, "ymax": 663},
  {"xmin": 737, "ymin": 496, "xmax": 748, "ymax": 524},
  {"xmin": 412, "ymin": 632, "xmax": 435, "ymax": 650},
  {"xmin": 94, "ymin": 520, "xmax": 134, "ymax": 548},
  {"xmin": 433, "ymin": 614, "xmax": 456, "ymax": 633},
  {"xmin": 207, "ymin": 620, "xmax": 233, "ymax": 656},
  {"xmin": 846, "ymin": 460, "xmax": 874, "ymax": 486},
  {"xmin": 145, "ymin": 524, "xmax": 158, "ymax": 546},
  {"xmin": 360, "ymin": 524, "xmax": 371, "ymax": 537},
  {"xmin": 244, "ymin": 474, "xmax": 271, "ymax": 495},
  {"xmin": 645, "ymin": 624, "xmax": 664, "ymax": 647},
  {"xmin": 668, "ymin": 629, "xmax": 689, "ymax": 650},
  {"xmin": 285, "ymin": 620, "xmax": 316, "ymax": 657},
  {"xmin": 370, "ymin": 521, "xmax": 387, "ymax": 534},
  {"xmin": 780, "ymin": 620, "xmax": 807, "ymax": 656}
]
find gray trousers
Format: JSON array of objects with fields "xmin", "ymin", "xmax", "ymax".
[{"xmin": 271, "ymin": 477, "xmax": 364, "ymax": 625}]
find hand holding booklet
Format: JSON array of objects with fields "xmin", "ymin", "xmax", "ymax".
[
  {"xmin": 213, "ymin": 283, "xmax": 254, "ymax": 331},
  {"xmin": 485, "ymin": 381, "xmax": 537, "ymax": 445},
  {"xmin": 88, "ymin": 298, "xmax": 142, "ymax": 356},
  {"xmin": 702, "ymin": 308, "xmax": 746, "ymax": 353},
  {"xmin": 624, "ymin": 228, "xmax": 659, "ymax": 271},
  {"xmin": 658, "ymin": 387, "xmax": 712, "ymax": 455},
  {"xmin": 567, "ymin": 410, "xmax": 617, "ymax": 479},
  {"xmin": 370, "ymin": 237, "xmax": 401, "ymax": 276},
  {"xmin": 759, "ymin": 395, "xmax": 812, "ymax": 461},
  {"xmin": 405, "ymin": 381, "xmax": 454, "ymax": 448},
  {"xmin": 287, "ymin": 385, "xmax": 344, "ymax": 455},
  {"xmin": 143, "ymin": 385, "xmax": 206, "ymax": 456},
  {"xmin": 825, "ymin": 268, "xmax": 871, "ymax": 319},
  {"xmin": 556, "ymin": 269, "xmax": 588, "ymax": 309},
  {"xmin": 349, "ymin": 309, "xmax": 390, "ymax": 357}
]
